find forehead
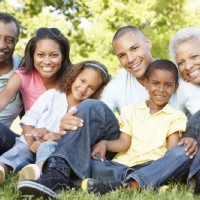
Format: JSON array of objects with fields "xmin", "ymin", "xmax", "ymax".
[
  {"xmin": 176, "ymin": 38, "xmax": 200, "ymax": 57},
  {"xmin": 35, "ymin": 39, "xmax": 61, "ymax": 50},
  {"xmin": 0, "ymin": 21, "xmax": 18, "ymax": 38},
  {"xmin": 113, "ymin": 31, "xmax": 144, "ymax": 52},
  {"xmin": 80, "ymin": 67, "xmax": 100, "ymax": 75},
  {"xmin": 149, "ymin": 69, "xmax": 175, "ymax": 80}
]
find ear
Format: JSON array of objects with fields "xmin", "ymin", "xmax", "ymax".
[{"xmin": 145, "ymin": 36, "xmax": 152, "ymax": 50}]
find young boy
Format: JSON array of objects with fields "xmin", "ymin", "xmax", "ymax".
[{"xmin": 82, "ymin": 59, "xmax": 188, "ymax": 194}]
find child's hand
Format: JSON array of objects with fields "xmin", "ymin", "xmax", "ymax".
[
  {"xmin": 91, "ymin": 140, "xmax": 107, "ymax": 161},
  {"xmin": 25, "ymin": 128, "xmax": 49, "ymax": 137},
  {"xmin": 41, "ymin": 132, "xmax": 61, "ymax": 142},
  {"xmin": 30, "ymin": 140, "xmax": 42, "ymax": 153}
]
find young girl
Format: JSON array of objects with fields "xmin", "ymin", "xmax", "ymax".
[
  {"xmin": 0, "ymin": 60, "xmax": 110, "ymax": 183},
  {"xmin": 0, "ymin": 27, "xmax": 71, "ymax": 155}
]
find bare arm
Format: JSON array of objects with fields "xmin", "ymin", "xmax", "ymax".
[
  {"xmin": 91, "ymin": 132, "xmax": 131, "ymax": 161},
  {"xmin": 21, "ymin": 125, "xmax": 36, "ymax": 148},
  {"xmin": 166, "ymin": 131, "xmax": 180, "ymax": 150},
  {"xmin": 0, "ymin": 73, "xmax": 22, "ymax": 112}
]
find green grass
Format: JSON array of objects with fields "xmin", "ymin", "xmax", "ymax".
[{"xmin": 1, "ymin": 172, "xmax": 200, "ymax": 200}]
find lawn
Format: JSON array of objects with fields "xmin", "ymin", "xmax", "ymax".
[{"xmin": 1, "ymin": 172, "xmax": 200, "ymax": 200}]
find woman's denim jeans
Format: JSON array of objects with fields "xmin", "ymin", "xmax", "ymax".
[{"xmin": 48, "ymin": 99, "xmax": 120, "ymax": 179}]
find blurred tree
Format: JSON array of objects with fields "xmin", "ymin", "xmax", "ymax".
[{"xmin": 1, "ymin": 0, "xmax": 200, "ymax": 75}]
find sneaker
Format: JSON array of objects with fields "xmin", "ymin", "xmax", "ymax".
[
  {"xmin": 17, "ymin": 157, "xmax": 73, "ymax": 198},
  {"xmin": 19, "ymin": 164, "xmax": 40, "ymax": 182},
  {"xmin": 82, "ymin": 178, "xmax": 122, "ymax": 195},
  {"xmin": 0, "ymin": 166, "xmax": 5, "ymax": 184}
]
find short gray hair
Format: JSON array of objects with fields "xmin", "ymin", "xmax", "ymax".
[{"xmin": 169, "ymin": 27, "xmax": 200, "ymax": 64}]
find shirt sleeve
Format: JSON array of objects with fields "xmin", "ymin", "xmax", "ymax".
[
  {"xmin": 168, "ymin": 110, "xmax": 187, "ymax": 136},
  {"xmin": 118, "ymin": 105, "xmax": 134, "ymax": 137},
  {"xmin": 100, "ymin": 78, "xmax": 118, "ymax": 112},
  {"xmin": 178, "ymin": 79, "xmax": 200, "ymax": 115},
  {"xmin": 20, "ymin": 89, "xmax": 54, "ymax": 127}
]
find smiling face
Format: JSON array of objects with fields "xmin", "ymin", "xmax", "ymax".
[
  {"xmin": 146, "ymin": 69, "xmax": 178, "ymax": 110},
  {"xmin": 175, "ymin": 38, "xmax": 200, "ymax": 84},
  {"xmin": 0, "ymin": 21, "xmax": 18, "ymax": 65},
  {"xmin": 69, "ymin": 67, "xmax": 103, "ymax": 105},
  {"xmin": 33, "ymin": 39, "xmax": 63, "ymax": 81},
  {"xmin": 113, "ymin": 31, "xmax": 153, "ymax": 80}
]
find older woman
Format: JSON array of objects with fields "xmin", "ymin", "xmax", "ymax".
[
  {"xmin": 169, "ymin": 27, "xmax": 200, "ymax": 85},
  {"xmin": 169, "ymin": 27, "xmax": 200, "ymax": 194}
]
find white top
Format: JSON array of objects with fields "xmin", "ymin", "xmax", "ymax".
[
  {"xmin": 20, "ymin": 88, "xmax": 68, "ymax": 133},
  {"xmin": 101, "ymin": 69, "xmax": 200, "ymax": 115},
  {"xmin": 0, "ymin": 55, "xmax": 23, "ymax": 127}
]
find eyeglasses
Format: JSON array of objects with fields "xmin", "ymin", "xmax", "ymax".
[{"xmin": 36, "ymin": 27, "xmax": 62, "ymax": 38}]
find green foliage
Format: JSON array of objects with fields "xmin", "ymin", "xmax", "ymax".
[{"xmin": 1, "ymin": 0, "xmax": 200, "ymax": 75}]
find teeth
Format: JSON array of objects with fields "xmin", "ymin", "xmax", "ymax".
[
  {"xmin": 42, "ymin": 67, "xmax": 53, "ymax": 72},
  {"xmin": 189, "ymin": 69, "xmax": 200, "ymax": 78},
  {"xmin": 130, "ymin": 61, "xmax": 142, "ymax": 69}
]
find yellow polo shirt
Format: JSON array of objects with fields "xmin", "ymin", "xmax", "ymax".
[{"xmin": 112, "ymin": 102, "xmax": 187, "ymax": 167}]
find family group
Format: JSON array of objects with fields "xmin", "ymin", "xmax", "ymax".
[{"xmin": 1, "ymin": 12, "xmax": 200, "ymax": 198}]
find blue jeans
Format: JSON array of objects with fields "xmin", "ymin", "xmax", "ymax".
[
  {"xmin": 36, "ymin": 141, "xmax": 57, "ymax": 164},
  {"xmin": 91, "ymin": 145, "xmax": 193, "ymax": 189},
  {"xmin": 0, "ymin": 139, "xmax": 35, "ymax": 172},
  {"xmin": 90, "ymin": 110, "xmax": 200, "ymax": 189},
  {"xmin": 46, "ymin": 99, "xmax": 120, "ymax": 179},
  {"xmin": 0, "ymin": 122, "xmax": 19, "ymax": 155},
  {"xmin": 45, "ymin": 99, "xmax": 200, "ymax": 189},
  {"xmin": 184, "ymin": 110, "xmax": 200, "ymax": 187}
]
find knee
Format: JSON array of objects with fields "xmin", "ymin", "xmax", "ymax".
[
  {"xmin": 77, "ymin": 99, "xmax": 106, "ymax": 110},
  {"xmin": 169, "ymin": 145, "xmax": 187, "ymax": 157}
]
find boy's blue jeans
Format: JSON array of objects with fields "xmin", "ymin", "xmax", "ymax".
[{"xmin": 45, "ymin": 99, "xmax": 200, "ymax": 190}]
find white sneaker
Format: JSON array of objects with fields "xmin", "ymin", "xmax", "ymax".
[
  {"xmin": 19, "ymin": 164, "xmax": 40, "ymax": 182},
  {"xmin": 0, "ymin": 166, "xmax": 5, "ymax": 184}
]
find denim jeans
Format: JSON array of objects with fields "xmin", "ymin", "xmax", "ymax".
[
  {"xmin": 47, "ymin": 99, "xmax": 120, "ymax": 179},
  {"xmin": 184, "ymin": 110, "xmax": 200, "ymax": 187},
  {"xmin": 0, "ymin": 122, "xmax": 19, "ymax": 155},
  {"xmin": 91, "ymin": 145, "xmax": 193, "ymax": 189},
  {"xmin": 36, "ymin": 141, "xmax": 57, "ymax": 164},
  {"xmin": 91, "ymin": 109, "xmax": 200, "ymax": 189},
  {"xmin": 45, "ymin": 99, "xmax": 200, "ymax": 189},
  {"xmin": 0, "ymin": 139, "xmax": 35, "ymax": 172}
]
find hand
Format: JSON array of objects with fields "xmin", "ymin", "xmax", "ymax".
[
  {"xmin": 25, "ymin": 128, "xmax": 49, "ymax": 137},
  {"xmin": 32, "ymin": 130, "xmax": 63, "ymax": 142},
  {"xmin": 59, "ymin": 108, "xmax": 83, "ymax": 134},
  {"xmin": 91, "ymin": 140, "xmax": 107, "ymax": 161},
  {"xmin": 30, "ymin": 140, "xmax": 42, "ymax": 153},
  {"xmin": 178, "ymin": 137, "xmax": 198, "ymax": 159}
]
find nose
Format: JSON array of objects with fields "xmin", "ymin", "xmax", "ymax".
[
  {"xmin": 158, "ymin": 85, "xmax": 164, "ymax": 92},
  {"xmin": 43, "ymin": 56, "xmax": 51, "ymax": 64},
  {"xmin": 127, "ymin": 52, "xmax": 135, "ymax": 63},
  {"xmin": 185, "ymin": 60, "xmax": 193, "ymax": 70},
  {"xmin": 80, "ymin": 84, "xmax": 88, "ymax": 93}
]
